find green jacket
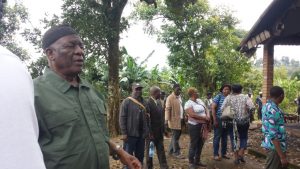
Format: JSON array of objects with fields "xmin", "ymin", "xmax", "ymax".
[{"xmin": 34, "ymin": 68, "xmax": 109, "ymax": 169}]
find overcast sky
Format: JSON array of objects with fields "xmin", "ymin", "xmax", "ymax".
[{"xmin": 19, "ymin": 0, "xmax": 300, "ymax": 68}]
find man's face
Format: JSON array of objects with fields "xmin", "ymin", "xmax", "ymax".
[
  {"xmin": 154, "ymin": 90, "xmax": 161, "ymax": 99},
  {"xmin": 160, "ymin": 93, "xmax": 165, "ymax": 100},
  {"xmin": 133, "ymin": 87, "xmax": 143, "ymax": 98},
  {"xmin": 278, "ymin": 94, "xmax": 285, "ymax": 104},
  {"xmin": 46, "ymin": 34, "xmax": 84, "ymax": 76},
  {"xmin": 222, "ymin": 86, "xmax": 231, "ymax": 96},
  {"xmin": 207, "ymin": 94, "xmax": 212, "ymax": 99},
  {"xmin": 174, "ymin": 86, "xmax": 181, "ymax": 96}
]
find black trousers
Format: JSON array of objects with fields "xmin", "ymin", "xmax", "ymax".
[
  {"xmin": 188, "ymin": 123, "xmax": 204, "ymax": 164},
  {"xmin": 123, "ymin": 136, "xmax": 145, "ymax": 169},
  {"xmin": 257, "ymin": 108, "xmax": 262, "ymax": 120},
  {"xmin": 146, "ymin": 135, "xmax": 168, "ymax": 169},
  {"xmin": 168, "ymin": 129, "xmax": 182, "ymax": 155}
]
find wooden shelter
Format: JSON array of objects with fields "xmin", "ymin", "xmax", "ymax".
[{"xmin": 238, "ymin": 0, "xmax": 300, "ymax": 103}]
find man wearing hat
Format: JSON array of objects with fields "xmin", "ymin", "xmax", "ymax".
[
  {"xmin": 119, "ymin": 82, "xmax": 150, "ymax": 168},
  {"xmin": 256, "ymin": 91, "xmax": 263, "ymax": 120},
  {"xmin": 34, "ymin": 25, "xmax": 141, "ymax": 169},
  {"xmin": 0, "ymin": 1, "xmax": 46, "ymax": 169}
]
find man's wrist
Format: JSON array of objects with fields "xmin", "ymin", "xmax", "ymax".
[
  {"xmin": 279, "ymin": 154, "xmax": 286, "ymax": 160},
  {"xmin": 112, "ymin": 144, "xmax": 122, "ymax": 160}
]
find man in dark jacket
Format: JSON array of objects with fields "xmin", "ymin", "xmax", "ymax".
[
  {"xmin": 119, "ymin": 83, "xmax": 150, "ymax": 168},
  {"xmin": 146, "ymin": 86, "xmax": 169, "ymax": 169}
]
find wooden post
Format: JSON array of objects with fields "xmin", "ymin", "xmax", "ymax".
[{"xmin": 262, "ymin": 43, "xmax": 274, "ymax": 104}]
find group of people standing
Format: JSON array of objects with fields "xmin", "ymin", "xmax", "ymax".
[
  {"xmin": 211, "ymin": 84, "xmax": 255, "ymax": 164},
  {"xmin": 211, "ymin": 84, "xmax": 288, "ymax": 169},
  {"xmin": 119, "ymin": 82, "xmax": 213, "ymax": 169},
  {"xmin": 119, "ymin": 82, "xmax": 212, "ymax": 169},
  {"xmin": 119, "ymin": 82, "xmax": 259, "ymax": 169},
  {"xmin": 119, "ymin": 80, "xmax": 289, "ymax": 169},
  {"xmin": 119, "ymin": 83, "xmax": 186, "ymax": 169}
]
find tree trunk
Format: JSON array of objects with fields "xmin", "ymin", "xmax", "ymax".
[
  {"xmin": 107, "ymin": 37, "xmax": 120, "ymax": 136},
  {"xmin": 105, "ymin": 0, "xmax": 128, "ymax": 137}
]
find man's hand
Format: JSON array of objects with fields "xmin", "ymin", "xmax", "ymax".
[
  {"xmin": 121, "ymin": 135, "xmax": 128, "ymax": 141},
  {"xmin": 149, "ymin": 133, "xmax": 154, "ymax": 140},
  {"xmin": 119, "ymin": 150, "xmax": 142, "ymax": 169},
  {"xmin": 205, "ymin": 116, "xmax": 210, "ymax": 122},
  {"xmin": 272, "ymin": 139, "xmax": 288, "ymax": 168},
  {"xmin": 109, "ymin": 140, "xmax": 141, "ymax": 169},
  {"xmin": 164, "ymin": 120, "xmax": 168, "ymax": 129},
  {"xmin": 280, "ymin": 156, "xmax": 288, "ymax": 168}
]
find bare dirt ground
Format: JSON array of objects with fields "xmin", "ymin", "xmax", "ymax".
[
  {"xmin": 248, "ymin": 123, "xmax": 300, "ymax": 167},
  {"xmin": 109, "ymin": 129, "xmax": 267, "ymax": 169}
]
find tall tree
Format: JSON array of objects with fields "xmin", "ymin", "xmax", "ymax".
[{"xmin": 133, "ymin": 0, "xmax": 250, "ymax": 93}]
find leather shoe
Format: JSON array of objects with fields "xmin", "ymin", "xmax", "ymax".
[
  {"xmin": 222, "ymin": 155, "xmax": 230, "ymax": 159},
  {"xmin": 195, "ymin": 162, "xmax": 207, "ymax": 167}
]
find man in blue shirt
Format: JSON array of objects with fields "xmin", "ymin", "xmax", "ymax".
[{"xmin": 262, "ymin": 86, "xmax": 288, "ymax": 169}]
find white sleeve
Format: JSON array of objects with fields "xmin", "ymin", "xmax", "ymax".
[
  {"xmin": 0, "ymin": 46, "xmax": 46, "ymax": 169},
  {"xmin": 184, "ymin": 100, "xmax": 193, "ymax": 110}
]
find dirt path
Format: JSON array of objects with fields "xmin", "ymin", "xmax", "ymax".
[{"xmin": 110, "ymin": 133, "xmax": 265, "ymax": 169}]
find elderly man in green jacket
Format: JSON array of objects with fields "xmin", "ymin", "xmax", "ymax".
[{"xmin": 34, "ymin": 25, "xmax": 141, "ymax": 169}]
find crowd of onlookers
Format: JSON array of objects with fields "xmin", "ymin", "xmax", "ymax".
[{"xmin": 119, "ymin": 82, "xmax": 288, "ymax": 169}]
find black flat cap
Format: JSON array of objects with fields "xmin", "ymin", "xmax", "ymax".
[{"xmin": 42, "ymin": 25, "xmax": 77, "ymax": 50}]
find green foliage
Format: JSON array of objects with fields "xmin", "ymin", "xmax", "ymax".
[
  {"xmin": 133, "ymin": 0, "xmax": 250, "ymax": 94},
  {"xmin": 291, "ymin": 70, "xmax": 300, "ymax": 80},
  {"xmin": 240, "ymin": 68, "xmax": 263, "ymax": 95},
  {"xmin": 28, "ymin": 57, "xmax": 48, "ymax": 79},
  {"xmin": 120, "ymin": 54, "xmax": 149, "ymax": 97},
  {"xmin": 119, "ymin": 51, "xmax": 178, "ymax": 98},
  {"xmin": 0, "ymin": 3, "xmax": 30, "ymax": 61},
  {"xmin": 61, "ymin": 0, "xmax": 127, "ymax": 58},
  {"xmin": 253, "ymin": 56, "xmax": 300, "ymax": 78},
  {"xmin": 274, "ymin": 67, "xmax": 300, "ymax": 113}
]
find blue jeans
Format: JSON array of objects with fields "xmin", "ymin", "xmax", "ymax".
[
  {"xmin": 213, "ymin": 120, "xmax": 234, "ymax": 157},
  {"xmin": 123, "ymin": 136, "xmax": 145, "ymax": 168}
]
